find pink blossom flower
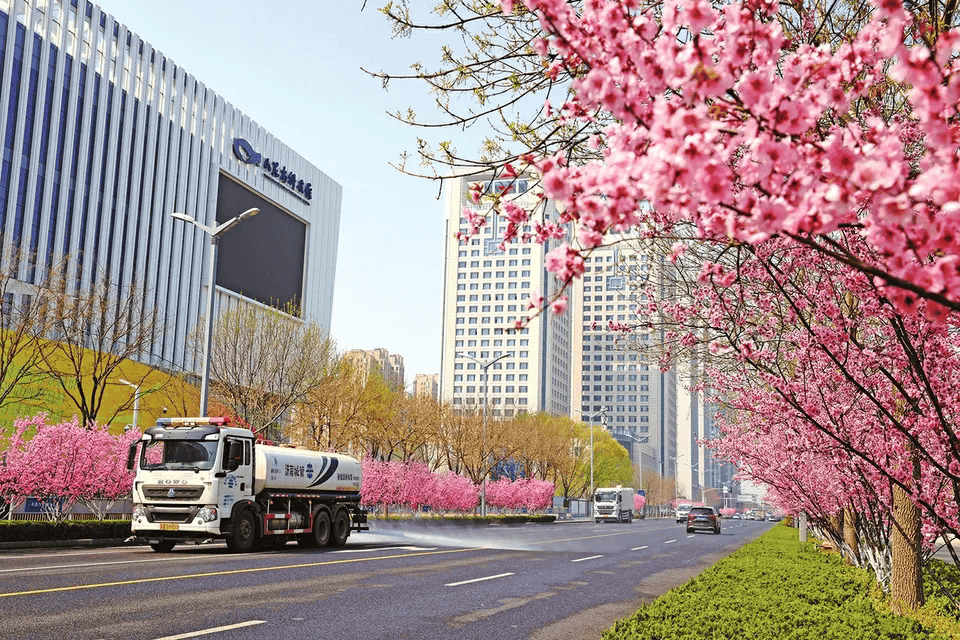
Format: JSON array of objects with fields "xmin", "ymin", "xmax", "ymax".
[{"xmin": 544, "ymin": 244, "xmax": 585, "ymax": 282}]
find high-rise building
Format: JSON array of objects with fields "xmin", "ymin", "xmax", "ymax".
[
  {"xmin": 413, "ymin": 373, "xmax": 439, "ymax": 401},
  {"xmin": 387, "ymin": 354, "xmax": 405, "ymax": 392},
  {"xmin": 342, "ymin": 348, "xmax": 405, "ymax": 391},
  {"xmin": 439, "ymin": 173, "xmax": 572, "ymax": 418},
  {"xmin": 437, "ymin": 179, "xmax": 715, "ymax": 509},
  {"xmin": 0, "ymin": 0, "xmax": 341, "ymax": 376},
  {"xmin": 570, "ymin": 239, "xmax": 678, "ymax": 486}
]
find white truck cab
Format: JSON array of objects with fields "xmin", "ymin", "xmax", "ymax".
[{"xmin": 594, "ymin": 486, "xmax": 635, "ymax": 523}]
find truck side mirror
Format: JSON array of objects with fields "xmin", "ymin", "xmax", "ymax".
[
  {"xmin": 127, "ymin": 441, "xmax": 139, "ymax": 470},
  {"xmin": 225, "ymin": 440, "xmax": 244, "ymax": 472}
]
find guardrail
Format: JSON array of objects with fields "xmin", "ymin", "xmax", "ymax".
[{"xmin": 6, "ymin": 513, "xmax": 132, "ymax": 522}]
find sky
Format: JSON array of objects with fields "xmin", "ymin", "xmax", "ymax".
[{"xmin": 94, "ymin": 0, "xmax": 463, "ymax": 386}]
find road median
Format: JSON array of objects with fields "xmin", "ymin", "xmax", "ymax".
[{"xmin": 601, "ymin": 524, "xmax": 960, "ymax": 639}]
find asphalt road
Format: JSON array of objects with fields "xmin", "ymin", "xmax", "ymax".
[{"xmin": 0, "ymin": 518, "xmax": 773, "ymax": 640}]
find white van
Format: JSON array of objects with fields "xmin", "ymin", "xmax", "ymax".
[{"xmin": 676, "ymin": 503, "xmax": 693, "ymax": 523}]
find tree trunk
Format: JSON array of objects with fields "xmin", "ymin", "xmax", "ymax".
[
  {"xmin": 890, "ymin": 482, "xmax": 923, "ymax": 611},
  {"xmin": 843, "ymin": 505, "xmax": 859, "ymax": 565}
]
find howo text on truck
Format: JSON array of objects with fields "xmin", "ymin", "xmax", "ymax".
[{"xmin": 126, "ymin": 417, "xmax": 368, "ymax": 552}]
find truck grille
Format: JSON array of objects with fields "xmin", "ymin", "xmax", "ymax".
[
  {"xmin": 151, "ymin": 509, "xmax": 196, "ymax": 523},
  {"xmin": 142, "ymin": 485, "xmax": 204, "ymax": 500}
]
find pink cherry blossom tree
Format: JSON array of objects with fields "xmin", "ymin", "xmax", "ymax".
[
  {"xmin": 486, "ymin": 476, "xmax": 556, "ymax": 512},
  {"xmin": 452, "ymin": 0, "xmax": 960, "ymax": 609},
  {"xmin": 500, "ymin": 0, "xmax": 960, "ymax": 322},
  {"xmin": 361, "ymin": 459, "xmax": 481, "ymax": 514},
  {"xmin": 634, "ymin": 493, "xmax": 646, "ymax": 514},
  {"xmin": 654, "ymin": 236, "xmax": 959, "ymax": 605},
  {"xmin": 1, "ymin": 414, "xmax": 138, "ymax": 521},
  {"xmin": 360, "ymin": 459, "xmax": 557, "ymax": 514}
]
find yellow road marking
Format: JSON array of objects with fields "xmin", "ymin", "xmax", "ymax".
[{"xmin": 0, "ymin": 547, "xmax": 484, "ymax": 598}]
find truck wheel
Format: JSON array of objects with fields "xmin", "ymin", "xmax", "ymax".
[
  {"xmin": 226, "ymin": 510, "xmax": 256, "ymax": 553},
  {"xmin": 311, "ymin": 508, "xmax": 331, "ymax": 547},
  {"xmin": 150, "ymin": 540, "xmax": 176, "ymax": 552},
  {"xmin": 329, "ymin": 509, "xmax": 350, "ymax": 547}
]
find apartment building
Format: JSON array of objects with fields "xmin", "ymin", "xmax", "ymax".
[
  {"xmin": 413, "ymin": 373, "xmax": 439, "ymax": 401},
  {"xmin": 570, "ymin": 239, "xmax": 679, "ymax": 483},
  {"xmin": 439, "ymin": 173, "xmax": 572, "ymax": 417},
  {"xmin": 342, "ymin": 348, "xmax": 405, "ymax": 391}
]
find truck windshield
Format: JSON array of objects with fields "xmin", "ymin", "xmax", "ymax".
[
  {"xmin": 140, "ymin": 438, "xmax": 219, "ymax": 471},
  {"xmin": 595, "ymin": 492, "xmax": 619, "ymax": 502}
]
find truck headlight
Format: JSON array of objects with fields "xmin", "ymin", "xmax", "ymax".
[
  {"xmin": 198, "ymin": 507, "xmax": 218, "ymax": 523},
  {"xmin": 133, "ymin": 506, "xmax": 146, "ymax": 521}
]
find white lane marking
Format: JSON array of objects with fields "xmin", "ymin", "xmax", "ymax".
[
  {"xmin": 664, "ymin": 539, "xmax": 677, "ymax": 544},
  {"xmin": 7, "ymin": 547, "xmax": 140, "ymax": 560},
  {"xmin": 445, "ymin": 572, "xmax": 514, "ymax": 586},
  {"xmin": 332, "ymin": 546, "xmax": 436, "ymax": 553},
  {"xmin": 630, "ymin": 545, "xmax": 648, "ymax": 551},
  {"xmin": 572, "ymin": 555, "xmax": 604, "ymax": 563},
  {"xmin": 687, "ymin": 535, "xmax": 696, "ymax": 538},
  {"xmin": 152, "ymin": 619, "xmax": 265, "ymax": 639}
]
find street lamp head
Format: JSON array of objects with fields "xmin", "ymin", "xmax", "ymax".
[
  {"xmin": 238, "ymin": 207, "xmax": 259, "ymax": 220},
  {"xmin": 458, "ymin": 351, "xmax": 513, "ymax": 368},
  {"xmin": 170, "ymin": 212, "xmax": 196, "ymax": 224}
]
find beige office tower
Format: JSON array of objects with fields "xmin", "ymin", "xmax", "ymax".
[
  {"xmin": 439, "ymin": 174, "xmax": 572, "ymax": 418},
  {"xmin": 569, "ymin": 238, "xmax": 679, "ymax": 501}
]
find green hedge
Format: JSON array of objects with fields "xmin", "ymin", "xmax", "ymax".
[
  {"xmin": 603, "ymin": 525, "xmax": 944, "ymax": 639},
  {"xmin": 0, "ymin": 520, "xmax": 131, "ymax": 543}
]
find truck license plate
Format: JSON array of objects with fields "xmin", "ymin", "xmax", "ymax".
[{"xmin": 159, "ymin": 523, "xmax": 179, "ymax": 531}]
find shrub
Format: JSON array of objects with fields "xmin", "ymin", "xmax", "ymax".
[
  {"xmin": 603, "ymin": 526, "xmax": 937, "ymax": 639},
  {"xmin": 0, "ymin": 520, "xmax": 131, "ymax": 543}
]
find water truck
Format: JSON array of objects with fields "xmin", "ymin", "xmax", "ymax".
[{"xmin": 126, "ymin": 417, "xmax": 368, "ymax": 552}]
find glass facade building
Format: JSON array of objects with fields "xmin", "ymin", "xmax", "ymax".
[{"xmin": 0, "ymin": 0, "xmax": 341, "ymax": 373}]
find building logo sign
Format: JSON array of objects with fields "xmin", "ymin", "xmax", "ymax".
[{"xmin": 232, "ymin": 138, "xmax": 313, "ymax": 204}]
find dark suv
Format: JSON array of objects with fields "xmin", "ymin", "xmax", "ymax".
[{"xmin": 686, "ymin": 506, "xmax": 721, "ymax": 534}]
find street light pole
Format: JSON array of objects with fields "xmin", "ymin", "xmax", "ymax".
[
  {"xmin": 460, "ymin": 351, "xmax": 512, "ymax": 517},
  {"xmin": 672, "ymin": 456, "xmax": 699, "ymax": 508},
  {"xmin": 118, "ymin": 378, "xmax": 140, "ymax": 431},
  {"xmin": 574, "ymin": 407, "xmax": 607, "ymax": 519},
  {"xmin": 171, "ymin": 207, "xmax": 259, "ymax": 415},
  {"xmin": 612, "ymin": 428, "xmax": 652, "ymax": 516}
]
